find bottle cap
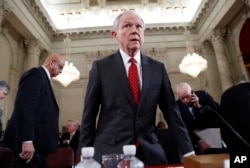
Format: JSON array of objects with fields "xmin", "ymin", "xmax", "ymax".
[
  {"xmin": 123, "ymin": 145, "xmax": 136, "ymax": 155},
  {"xmin": 81, "ymin": 147, "xmax": 94, "ymax": 157}
]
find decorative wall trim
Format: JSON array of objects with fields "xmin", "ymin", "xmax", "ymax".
[{"xmin": 23, "ymin": 0, "xmax": 217, "ymax": 41}]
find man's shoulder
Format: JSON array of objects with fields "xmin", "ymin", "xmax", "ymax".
[
  {"xmin": 22, "ymin": 67, "xmax": 43, "ymax": 76},
  {"xmin": 95, "ymin": 51, "xmax": 118, "ymax": 61},
  {"xmin": 195, "ymin": 90, "xmax": 210, "ymax": 97}
]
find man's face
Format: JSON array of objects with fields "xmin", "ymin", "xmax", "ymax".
[
  {"xmin": 178, "ymin": 89, "xmax": 192, "ymax": 106},
  {"xmin": 66, "ymin": 121, "xmax": 77, "ymax": 133},
  {"xmin": 112, "ymin": 13, "xmax": 145, "ymax": 54},
  {"xmin": 49, "ymin": 59, "xmax": 65, "ymax": 77},
  {"xmin": 0, "ymin": 89, "xmax": 8, "ymax": 100}
]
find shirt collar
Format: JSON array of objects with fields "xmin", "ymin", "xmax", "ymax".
[
  {"xmin": 42, "ymin": 65, "xmax": 51, "ymax": 79},
  {"xmin": 119, "ymin": 49, "xmax": 141, "ymax": 65}
]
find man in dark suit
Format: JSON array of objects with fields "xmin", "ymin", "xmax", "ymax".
[
  {"xmin": 59, "ymin": 120, "xmax": 80, "ymax": 152},
  {"xmin": 220, "ymin": 81, "xmax": 250, "ymax": 164},
  {"xmin": 0, "ymin": 80, "xmax": 10, "ymax": 101},
  {"xmin": 79, "ymin": 11, "xmax": 194, "ymax": 166},
  {"xmin": 3, "ymin": 53, "xmax": 65, "ymax": 167},
  {"xmin": 0, "ymin": 80, "xmax": 10, "ymax": 145},
  {"xmin": 176, "ymin": 82, "xmax": 224, "ymax": 155}
]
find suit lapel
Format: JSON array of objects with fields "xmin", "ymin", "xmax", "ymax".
[{"xmin": 138, "ymin": 55, "xmax": 153, "ymax": 110}]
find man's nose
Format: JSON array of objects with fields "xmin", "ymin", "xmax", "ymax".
[{"xmin": 130, "ymin": 25, "xmax": 140, "ymax": 33}]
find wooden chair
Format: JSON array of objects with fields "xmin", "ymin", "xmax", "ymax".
[
  {"xmin": 47, "ymin": 147, "xmax": 74, "ymax": 168},
  {"xmin": 0, "ymin": 147, "xmax": 14, "ymax": 168}
]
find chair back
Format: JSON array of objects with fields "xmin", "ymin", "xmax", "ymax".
[
  {"xmin": 0, "ymin": 147, "xmax": 14, "ymax": 168},
  {"xmin": 47, "ymin": 147, "xmax": 74, "ymax": 168}
]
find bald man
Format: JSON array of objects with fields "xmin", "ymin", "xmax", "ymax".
[{"xmin": 3, "ymin": 53, "xmax": 65, "ymax": 168}]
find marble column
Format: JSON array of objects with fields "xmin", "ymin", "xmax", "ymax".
[
  {"xmin": 202, "ymin": 40, "xmax": 222, "ymax": 101},
  {"xmin": 226, "ymin": 28, "xmax": 249, "ymax": 82},
  {"xmin": 242, "ymin": 0, "xmax": 250, "ymax": 8},
  {"xmin": 24, "ymin": 39, "xmax": 43, "ymax": 69},
  {"xmin": 211, "ymin": 29, "xmax": 233, "ymax": 91}
]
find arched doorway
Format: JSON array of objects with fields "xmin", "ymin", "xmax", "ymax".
[{"xmin": 239, "ymin": 18, "xmax": 250, "ymax": 77}]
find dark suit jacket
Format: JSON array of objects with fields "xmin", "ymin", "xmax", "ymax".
[
  {"xmin": 177, "ymin": 90, "xmax": 221, "ymax": 149},
  {"xmin": 3, "ymin": 67, "xmax": 59, "ymax": 155},
  {"xmin": 80, "ymin": 51, "xmax": 193, "ymax": 165},
  {"xmin": 220, "ymin": 82, "xmax": 250, "ymax": 155},
  {"xmin": 59, "ymin": 130, "xmax": 80, "ymax": 152}
]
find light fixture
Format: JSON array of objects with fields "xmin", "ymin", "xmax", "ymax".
[
  {"xmin": 179, "ymin": 28, "xmax": 208, "ymax": 78},
  {"xmin": 53, "ymin": 1, "xmax": 80, "ymax": 87}
]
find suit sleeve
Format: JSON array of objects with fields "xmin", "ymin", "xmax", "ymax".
[
  {"xmin": 79, "ymin": 62, "xmax": 101, "ymax": 147},
  {"xmin": 158, "ymin": 63, "xmax": 194, "ymax": 155}
]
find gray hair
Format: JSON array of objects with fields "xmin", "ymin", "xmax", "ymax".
[
  {"xmin": 112, "ymin": 10, "xmax": 145, "ymax": 31},
  {"xmin": 0, "ymin": 80, "xmax": 10, "ymax": 92},
  {"xmin": 68, "ymin": 119, "xmax": 80, "ymax": 128},
  {"xmin": 176, "ymin": 82, "xmax": 192, "ymax": 93}
]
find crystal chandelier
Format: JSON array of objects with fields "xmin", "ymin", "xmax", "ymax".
[
  {"xmin": 179, "ymin": 29, "xmax": 208, "ymax": 78},
  {"xmin": 53, "ymin": 2, "xmax": 80, "ymax": 87}
]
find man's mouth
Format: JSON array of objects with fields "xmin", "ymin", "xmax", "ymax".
[{"xmin": 130, "ymin": 38, "xmax": 139, "ymax": 42}]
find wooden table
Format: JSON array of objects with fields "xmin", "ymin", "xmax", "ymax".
[{"xmin": 145, "ymin": 164, "xmax": 183, "ymax": 168}]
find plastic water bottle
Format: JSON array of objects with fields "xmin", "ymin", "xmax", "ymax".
[
  {"xmin": 117, "ymin": 145, "xmax": 144, "ymax": 168},
  {"xmin": 75, "ymin": 147, "xmax": 101, "ymax": 168}
]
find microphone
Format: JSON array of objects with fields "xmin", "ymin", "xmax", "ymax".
[{"xmin": 200, "ymin": 105, "xmax": 250, "ymax": 151}]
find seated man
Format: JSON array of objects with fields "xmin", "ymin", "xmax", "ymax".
[
  {"xmin": 59, "ymin": 120, "xmax": 80, "ymax": 152},
  {"xmin": 176, "ymin": 82, "xmax": 226, "ymax": 154},
  {"xmin": 0, "ymin": 80, "xmax": 10, "ymax": 145}
]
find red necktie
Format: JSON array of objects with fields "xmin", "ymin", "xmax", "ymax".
[{"xmin": 128, "ymin": 58, "xmax": 140, "ymax": 107}]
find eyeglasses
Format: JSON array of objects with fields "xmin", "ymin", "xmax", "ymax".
[{"xmin": 1, "ymin": 89, "xmax": 8, "ymax": 96}]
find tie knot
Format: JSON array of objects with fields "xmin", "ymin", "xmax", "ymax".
[{"xmin": 129, "ymin": 58, "xmax": 136, "ymax": 64}]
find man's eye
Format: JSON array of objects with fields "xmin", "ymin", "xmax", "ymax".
[
  {"xmin": 137, "ymin": 25, "xmax": 142, "ymax": 28},
  {"xmin": 124, "ymin": 24, "xmax": 130, "ymax": 28}
]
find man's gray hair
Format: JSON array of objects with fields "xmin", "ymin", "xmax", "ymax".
[
  {"xmin": 0, "ymin": 80, "xmax": 10, "ymax": 92},
  {"xmin": 112, "ymin": 10, "xmax": 145, "ymax": 31}
]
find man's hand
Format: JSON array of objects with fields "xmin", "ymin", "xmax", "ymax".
[
  {"xmin": 198, "ymin": 139, "xmax": 210, "ymax": 153},
  {"xmin": 190, "ymin": 92, "xmax": 201, "ymax": 108},
  {"xmin": 63, "ymin": 139, "xmax": 70, "ymax": 144},
  {"xmin": 19, "ymin": 142, "xmax": 35, "ymax": 163}
]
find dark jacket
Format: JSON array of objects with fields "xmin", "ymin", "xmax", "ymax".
[
  {"xmin": 59, "ymin": 130, "xmax": 80, "ymax": 152},
  {"xmin": 3, "ymin": 67, "xmax": 59, "ymax": 155},
  {"xmin": 79, "ymin": 51, "xmax": 193, "ymax": 165},
  {"xmin": 177, "ymin": 90, "xmax": 221, "ymax": 147}
]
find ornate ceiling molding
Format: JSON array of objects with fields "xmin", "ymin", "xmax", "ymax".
[
  {"xmin": 192, "ymin": 0, "xmax": 218, "ymax": 31},
  {"xmin": 23, "ymin": 0, "xmax": 217, "ymax": 41}
]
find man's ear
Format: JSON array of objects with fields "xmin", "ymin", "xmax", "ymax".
[{"xmin": 111, "ymin": 31, "xmax": 117, "ymax": 38}]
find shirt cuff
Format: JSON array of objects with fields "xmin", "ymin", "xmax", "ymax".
[
  {"xmin": 23, "ymin": 141, "xmax": 33, "ymax": 143},
  {"xmin": 183, "ymin": 151, "xmax": 195, "ymax": 157}
]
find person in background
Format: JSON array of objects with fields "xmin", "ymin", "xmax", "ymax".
[
  {"xmin": 79, "ymin": 10, "xmax": 194, "ymax": 166},
  {"xmin": 156, "ymin": 121, "xmax": 166, "ymax": 129},
  {"xmin": 59, "ymin": 119, "xmax": 80, "ymax": 152},
  {"xmin": 2, "ymin": 53, "xmax": 65, "ymax": 168},
  {"xmin": 0, "ymin": 80, "xmax": 10, "ymax": 145},
  {"xmin": 0, "ymin": 80, "xmax": 10, "ymax": 101},
  {"xmin": 155, "ymin": 121, "xmax": 183, "ymax": 164},
  {"xmin": 176, "ymin": 82, "xmax": 225, "ymax": 155},
  {"xmin": 220, "ymin": 81, "xmax": 250, "ymax": 159}
]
